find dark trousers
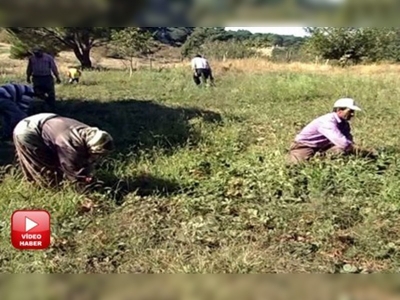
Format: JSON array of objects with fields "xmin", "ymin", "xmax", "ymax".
[
  {"xmin": 68, "ymin": 78, "xmax": 80, "ymax": 84},
  {"xmin": 32, "ymin": 75, "xmax": 56, "ymax": 112},
  {"xmin": 193, "ymin": 68, "xmax": 214, "ymax": 86}
]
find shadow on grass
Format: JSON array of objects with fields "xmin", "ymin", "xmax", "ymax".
[
  {"xmin": 94, "ymin": 173, "xmax": 183, "ymax": 205},
  {"xmin": 32, "ymin": 98, "xmax": 222, "ymax": 154},
  {"xmin": 30, "ymin": 98, "xmax": 221, "ymax": 201}
]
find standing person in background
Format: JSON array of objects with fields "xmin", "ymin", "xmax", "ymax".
[
  {"xmin": 0, "ymin": 83, "xmax": 36, "ymax": 142},
  {"xmin": 191, "ymin": 54, "xmax": 215, "ymax": 87},
  {"xmin": 26, "ymin": 48, "xmax": 61, "ymax": 112}
]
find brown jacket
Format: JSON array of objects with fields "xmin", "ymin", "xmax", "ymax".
[{"xmin": 41, "ymin": 117, "xmax": 93, "ymax": 182}]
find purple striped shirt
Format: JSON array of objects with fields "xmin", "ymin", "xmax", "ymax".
[
  {"xmin": 26, "ymin": 53, "xmax": 59, "ymax": 77},
  {"xmin": 295, "ymin": 112, "xmax": 353, "ymax": 150}
]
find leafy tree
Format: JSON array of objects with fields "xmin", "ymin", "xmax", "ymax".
[
  {"xmin": 6, "ymin": 28, "xmax": 66, "ymax": 59},
  {"xmin": 111, "ymin": 28, "xmax": 156, "ymax": 76},
  {"xmin": 304, "ymin": 27, "xmax": 400, "ymax": 63},
  {"xmin": 181, "ymin": 27, "xmax": 233, "ymax": 57},
  {"xmin": 305, "ymin": 27, "xmax": 365, "ymax": 61},
  {"xmin": 6, "ymin": 27, "xmax": 113, "ymax": 68}
]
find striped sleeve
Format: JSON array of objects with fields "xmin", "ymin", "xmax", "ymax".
[
  {"xmin": 18, "ymin": 96, "xmax": 33, "ymax": 113},
  {"xmin": 17, "ymin": 85, "xmax": 34, "ymax": 113},
  {"xmin": 1, "ymin": 84, "xmax": 17, "ymax": 102},
  {"xmin": 0, "ymin": 87, "xmax": 12, "ymax": 99}
]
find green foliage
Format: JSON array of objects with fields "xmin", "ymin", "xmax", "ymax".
[
  {"xmin": 110, "ymin": 28, "xmax": 157, "ymax": 75},
  {"xmin": 201, "ymin": 40, "xmax": 258, "ymax": 60},
  {"xmin": 111, "ymin": 28, "xmax": 155, "ymax": 58},
  {"xmin": 7, "ymin": 28, "xmax": 66, "ymax": 59},
  {"xmin": 9, "ymin": 38, "xmax": 31, "ymax": 59},
  {"xmin": 305, "ymin": 27, "xmax": 400, "ymax": 63},
  {"xmin": 6, "ymin": 27, "xmax": 112, "ymax": 68},
  {"xmin": 181, "ymin": 27, "xmax": 306, "ymax": 58},
  {"xmin": 180, "ymin": 27, "xmax": 210, "ymax": 57}
]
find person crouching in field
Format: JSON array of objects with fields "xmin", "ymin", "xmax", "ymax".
[
  {"xmin": 67, "ymin": 66, "xmax": 82, "ymax": 84},
  {"xmin": 0, "ymin": 83, "xmax": 36, "ymax": 142},
  {"xmin": 13, "ymin": 113, "xmax": 115, "ymax": 190},
  {"xmin": 191, "ymin": 54, "xmax": 215, "ymax": 87},
  {"xmin": 287, "ymin": 98, "xmax": 376, "ymax": 164}
]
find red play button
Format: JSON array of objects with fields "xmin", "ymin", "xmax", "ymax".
[{"xmin": 11, "ymin": 210, "xmax": 51, "ymax": 250}]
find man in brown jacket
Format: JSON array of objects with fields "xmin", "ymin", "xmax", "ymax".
[{"xmin": 13, "ymin": 113, "xmax": 114, "ymax": 190}]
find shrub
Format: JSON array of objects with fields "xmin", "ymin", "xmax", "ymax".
[{"xmin": 200, "ymin": 41, "xmax": 258, "ymax": 60}]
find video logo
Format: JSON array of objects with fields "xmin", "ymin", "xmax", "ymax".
[{"xmin": 11, "ymin": 210, "xmax": 51, "ymax": 250}]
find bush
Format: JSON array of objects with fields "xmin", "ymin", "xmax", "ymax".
[{"xmin": 200, "ymin": 41, "xmax": 258, "ymax": 60}]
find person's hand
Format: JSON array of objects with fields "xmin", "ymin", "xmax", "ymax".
[
  {"xmin": 354, "ymin": 145, "xmax": 378, "ymax": 159},
  {"xmin": 345, "ymin": 143, "xmax": 355, "ymax": 153},
  {"xmin": 27, "ymin": 77, "xmax": 31, "ymax": 84},
  {"xmin": 56, "ymin": 78, "xmax": 61, "ymax": 84}
]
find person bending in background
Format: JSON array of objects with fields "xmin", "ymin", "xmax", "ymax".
[
  {"xmin": 191, "ymin": 54, "xmax": 215, "ymax": 87},
  {"xmin": 0, "ymin": 83, "xmax": 36, "ymax": 142},
  {"xmin": 67, "ymin": 66, "xmax": 82, "ymax": 84},
  {"xmin": 13, "ymin": 113, "xmax": 115, "ymax": 190},
  {"xmin": 287, "ymin": 98, "xmax": 376, "ymax": 165},
  {"xmin": 26, "ymin": 48, "xmax": 61, "ymax": 112}
]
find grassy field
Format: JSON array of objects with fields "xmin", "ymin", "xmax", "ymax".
[{"xmin": 1, "ymin": 62, "xmax": 400, "ymax": 273}]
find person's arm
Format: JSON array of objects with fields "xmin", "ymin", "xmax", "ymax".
[
  {"xmin": 318, "ymin": 119, "xmax": 353, "ymax": 150},
  {"xmin": 49, "ymin": 56, "xmax": 61, "ymax": 82},
  {"xmin": 205, "ymin": 59, "xmax": 211, "ymax": 69},
  {"xmin": 56, "ymin": 142, "xmax": 94, "ymax": 183},
  {"xmin": 191, "ymin": 59, "xmax": 196, "ymax": 71},
  {"xmin": 342, "ymin": 122, "xmax": 354, "ymax": 142},
  {"xmin": 26, "ymin": 58, "xmax": 33, "ymax": 83}
]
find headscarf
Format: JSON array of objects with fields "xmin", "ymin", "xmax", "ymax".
[{"xmin": 80, "ymin": 127, "xmax": 115, "ymax": 154}]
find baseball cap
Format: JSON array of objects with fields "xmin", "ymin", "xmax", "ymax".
[{"xmin": 333, "ymin": 98, "xmax": 362, "ymax": 111}]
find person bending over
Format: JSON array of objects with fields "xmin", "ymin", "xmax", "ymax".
[{"xmin": 13, "ymin": 113, "xmax": 114, "ymax": 190}]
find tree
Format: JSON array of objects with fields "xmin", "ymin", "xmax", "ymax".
[
  {"xmin": 180, "ymin": 27, "xmax": 233, "ymax": 57},
  {"xmin": 305, "ymin": 27, "xmax": 367, "ymax": 62},
  {"xmin": 6, "ymin": 27, "xmax": 113, "ymax": 69},
  {"xmin": 305, "ymin": 27, "xmax": 400, "ymax": 64},
  {"xmin": 111, "ymin": 28, "xmax": 156, "ymax": 76}
]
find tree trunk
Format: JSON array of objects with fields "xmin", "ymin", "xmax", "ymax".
[{"xmin": 73, "ymin": 46, "xmax": 92, "ymax": 69}]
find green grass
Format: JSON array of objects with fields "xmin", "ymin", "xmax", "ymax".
[{"xmin": 1, "ymin": 67, "xmax": 400, "ymax": 273}]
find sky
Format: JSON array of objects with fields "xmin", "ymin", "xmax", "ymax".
[{"xmin": 225, "ymin": 27, "xmax": 308, "ymax": 37}]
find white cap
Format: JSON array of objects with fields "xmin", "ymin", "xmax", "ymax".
[{"xmin": 333, "ymin": 98, "xmax": 362, "ymax": 111}]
